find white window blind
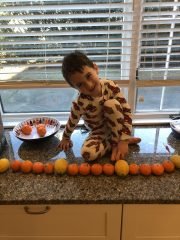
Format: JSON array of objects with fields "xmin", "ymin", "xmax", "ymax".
[
  {"xmin": 0, "ymin": 0, "xmax": 135, "ymax": 83},
  {"xmin": 137, "ymin": 0, "xmax": 180, "ymax": 81},
  {"xmin": 135, "ymin": 0, "xmax": 180, "ymax": 115}
]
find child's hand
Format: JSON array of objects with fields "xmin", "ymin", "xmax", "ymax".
[
  {"xmin": 111, "ymin": 140, "xmax": 129, "ymax": 161},
  {"xmin": 59, "ymin": 138, "xmax": 73, "ymax": 151}
]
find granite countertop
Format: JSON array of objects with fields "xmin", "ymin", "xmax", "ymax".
[{"xmin": 0, "ymin": 125, "xmax": 180, "ymax": 205}]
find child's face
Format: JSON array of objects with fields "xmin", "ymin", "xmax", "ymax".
[{"xmin": 69, "ymin": 64, "xmax": 102, "ymax": 97}]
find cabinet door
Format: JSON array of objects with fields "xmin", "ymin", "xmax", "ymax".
[
  {"xmin": 122, "ymin": 204, "xmax": 180, "ymax": 240},
  {"xmin": 0, "ymin": 204, "xmax": 121, "ymax": 240}
]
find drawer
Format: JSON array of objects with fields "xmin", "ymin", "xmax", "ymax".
[
  {"xmin": 122, "ymin": 204, "xmax": 180, "ymax": 240},
  {"xmin": 0, "ymin": 204, "xmax": 121, "ymax": 240}
]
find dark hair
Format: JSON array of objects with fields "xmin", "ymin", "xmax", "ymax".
[{"xmin": 62, "ymin": 50, "xmax": 94, "ymax": 86}]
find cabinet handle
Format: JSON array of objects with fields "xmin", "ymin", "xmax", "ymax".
[{"xmin": 24, "ymin": 206, "xmax": 50, "ymax": 215}]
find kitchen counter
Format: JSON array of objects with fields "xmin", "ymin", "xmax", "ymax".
[{"xmin": 0, "ymin": 125, "xmax": 180, "ymax": 205}]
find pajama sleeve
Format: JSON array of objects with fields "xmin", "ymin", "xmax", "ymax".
[
  {"xmin": 107, "ymin": 80, "xmax": 132, "ymax": 141},
  {"xmin": 62, "ymin": 100, "xmax": 82, "ymax": 140}
]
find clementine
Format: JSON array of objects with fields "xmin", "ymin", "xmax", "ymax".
[
  {"xmin": 79, "ymin": 163, "xmax": 91, "ymax": 176},
  {"xmin": 151, "ymin": 163, "xmax": 164, "ymax": 176},
  {"xmin": 102, "ymin": 163, "xmax": 115, "ymax": 176},
  {"xmin": 91, "ymin": 163, "xmax": 103, "ymax": 176},
  {"xmin": 67, "ymin": 163, "xmax": 79, "ymax": 176},
  {"xmin": 36, "ymin": 123, "xmax": 46, "ymax": 129},
  {"xmin": 10, "ymin": 160, "xmax": 22, "ymax": 172},
  {"xmin": 44, "ymin": 162, "xmax": 54, "ymax": 174},
  {"xmin": 32, "ymin": 162, "xmax": 44, "ymax": 174},
  {"xmin": 129, "ymin": 163, "xmax": 139, "ymax": 175},
  {"xmin": 21, "ymin": 124, "xmax": 32, "ymax": 135},
  {"xmin": 21, "ymin": 160, "xmax": 33, "ymax": 173},
  {"xmin": 139, "ymin": 163, "xmax": 151, "ymax": 176},
  {"xmin": 162, "ymin": 160, "xmax": 175, "ymax": 173},
  {"xmin": 37, "ymin": 126, "xmax": 46, "ymax": 137}
]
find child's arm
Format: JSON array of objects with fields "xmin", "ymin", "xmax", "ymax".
[{"xmin": 59, "ymin": 101, "xmax": 82, "ymax": 151}]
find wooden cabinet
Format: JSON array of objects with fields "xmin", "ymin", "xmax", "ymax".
[
  {"xmin": 0, "ymin": 204, "xmax": 122, "ymax": 240},
  {"xmin": 122, "ymin": 204, "xmax": 180, "ymax": 240}
]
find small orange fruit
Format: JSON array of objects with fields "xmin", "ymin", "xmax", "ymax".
[
  {"xmin": 21, "ymin": 124, "xmax": 32, "ymax": 135},
  {"xmin": 102, "ymin": 163, "xmax": 115, "ymax": 176},
  {"xmin": 79, "ymin": 163, "xmax": 91, "ymax": 176},
  {"xmin": 129, "ymin": 163, "xmax": 139, "ymax": 175},
  {"xmin": 32, "ymin": 162, "xmax": 44, "ymax": 174},
  {"xmin": 151, "ymin": 163, "xmax": 164, "ymax": 176},
  {"xmin": 44, "ymin": 162, "xmax": 54, "ymax": 174},
  {"xmin": 67, "ymin": 163, "xmax": 79, "ymax": 176},
  {"xmin": 36, "ymin": 124, "xmax": 46, "ymax": 129},
  {"xmin": 21, "ymin": 160, "xmax": 33, "ymax": 173},
  {"xmin": 139, "ymin": 163, "xmax": 151, "ymax": 176},
  {"xmin": 37, "ymin": 126, "xmax": 46, "ymax": 137},
  {"xmin": 91, "ymin": 163, "xmax": 103, "ymax": 176},
  {"xmin": 10, "ymin": 160, "xmax": 22, "ymax": 172},
  {"xmin": 162, "ymin": 160, "xmax": 175, "ymax": 173}
]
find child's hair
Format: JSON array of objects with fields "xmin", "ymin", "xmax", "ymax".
[{"xmin": 62, "ymin": 50, "xmax": 94, "ymax": 86}]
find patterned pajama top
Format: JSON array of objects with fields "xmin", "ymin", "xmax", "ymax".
[{"xmin": 62, "ymin": 79, "xmax": 132, "ymax": 144}]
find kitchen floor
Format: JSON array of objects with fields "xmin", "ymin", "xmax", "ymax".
[{"xmin": 7, "ymin": 124, "xmax": 180, "ymax": 164}]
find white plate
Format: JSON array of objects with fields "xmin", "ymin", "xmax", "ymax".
[
  {"xmin": 170, "ymin": 119, "xmax": 180, "ymax": 133},
  {"xmin": 13, "ymin": 117, "xmax": 61, "ymax": 141}
]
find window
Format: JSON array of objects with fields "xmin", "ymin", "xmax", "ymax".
[{"xmin": 0, "ymin": 0, "xmax": 180, "ymax": 126}]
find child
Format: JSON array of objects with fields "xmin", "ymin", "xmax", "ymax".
[{"xmin": 59, "ymin": 51, "xmax": 141, "ymax": 161}]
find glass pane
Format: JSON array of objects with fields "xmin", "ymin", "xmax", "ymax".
[
  {"xmin": 136, "ymin": 86, "xmax": 180, "ymax": 112},
  {"xmin": 136, "ymin": 87, "xmax": 162, "ymax": 111},
  {"xmin": 163, "ymin": 86, "xmax": 180, "ymax": 110},
  {"xmin": 0, "ymin": 88, "xmax": 78, "ymax": 113}
]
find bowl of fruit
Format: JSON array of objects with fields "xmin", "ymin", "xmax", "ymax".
[{"xmin": 13, "ymin": 116, "xmax": 61, "ymax": 142}]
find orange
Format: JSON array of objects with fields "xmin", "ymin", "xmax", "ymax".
[
  {"xmin": 102, "ymin": 163, "xmax": 115, "ymax": 176},
  {"xmin": 139, "ymin": 163, "xmax": 151, "ymax": 176},
  {"xmin": 32, "ymin": 162, "xmax": 44, "ymax": 174},
  {"xmin": 151, "ymin": 163, "xmax": 164, "ymax": 176},
  {"xmin": 129, "ymin": 163, "xmax": 139, "ymax": 175},
  {"xmin": 79, "ymin": 163, "xmax": 91, "ymax": 176},
  {"xmin": 37, "ymin": 126, "xmax": 46, "ymax": 137},
  {"xmin": 10, "ymin": 160, "xmax": 22, "ymax": 172},
  {"xmin": 91, "ymin": 163, "xmax": 103, "ymax": 176},
  {"xmin": 36, "ymin": 124, "xmax": 46, "ymax": 129},
  {"xmin": 44, "ymin": 162, "xmax": 54, "ymax": 174},
  {"xmin": 21, "ymin": 160, "xmax": 33, "ymax": 173},
  {"xmin": 21, "ymin": 124, "xmax": 32, "ymax": 135},
  {"xmin": 162, "ymin": 160, "xmax": 175, "ymax": 173},
  {"xmin": 67, "ymin": 163, "xmax": 79, "ymax": 176}
]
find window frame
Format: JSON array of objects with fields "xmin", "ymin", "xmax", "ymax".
[{"xmin": 0, "ymin": 0, "xmax": 180, "ymax": 127}]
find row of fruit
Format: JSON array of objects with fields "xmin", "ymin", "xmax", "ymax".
[{"xmin": 0, "ymin": 154, "xmax": 180, "ymax": 176}]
